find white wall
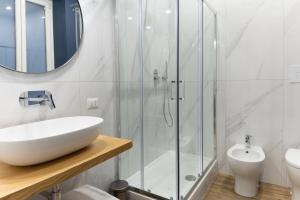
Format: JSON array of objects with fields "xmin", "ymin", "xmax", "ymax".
[
  {"xmin": 210, "ymin": 0, "xmax": 300, "ymax": 187},
  {"xmin": 0, "ymin": 0, "xmax": 117, "ymax": 192}
]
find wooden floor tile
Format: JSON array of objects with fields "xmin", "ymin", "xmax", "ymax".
[{"xmin": 204, "ymin": 174, "xmax": 291, "ymax": 200}]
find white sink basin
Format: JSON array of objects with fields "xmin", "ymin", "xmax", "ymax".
[{"xmin": 0, "ymin": 116, "xmax": 103, "ymax": 166}]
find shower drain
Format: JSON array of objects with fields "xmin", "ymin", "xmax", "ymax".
[{"xmin": 185, "ymin": 175, "xmax": 197, "ymax": 181}]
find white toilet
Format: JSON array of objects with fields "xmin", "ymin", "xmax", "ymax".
[
  {"xmin": 227, "ymin": 140, "xmax": 265, "ymax": 197},
  {"xmin": 285, "ymin": 148, "xmax": 300, "ymax": 200},
  {"xmin": 63, "ymin": 185, "xmax": 118, "ymax": 200}
]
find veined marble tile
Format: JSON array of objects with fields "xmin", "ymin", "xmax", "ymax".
[
  {"xmin": 281, "ymin": 163, "xmax": 291, "ymax": 188},
  {"xmin": 84, "ymin": 159, "xmax": 117, "ymax": 190},
  {"xmin": 0, "ymin": 62, "xmax": 80, "ymax": 83},
  {"xmin": 284, "ymin": 0, "xmax": 300, "ymax": 77},
  {"xmin": 262, "ymin": 140, "xmax": 283, "ymax": 185},
  {"xmin": 216, "ymin": 80, "xmax": 227, "ymax": 169},
  {"xmin": 79, "ymin": 82, "xmax": 117, "ymax": 135},
  {"xmin": 79, "ymin": 0, "xmax": 115, "ymax": 82},
  {"xmin": 283, "ymin": 82, "xmax": 300, "ymax": 152},
  {"xmin": 64, "ymin": 159, "xmax": 117, "ymax": 192},
  {"xmin": 225, "ymin": 80, "xmax": 284, "ymax": 147},
  {"xmin": 80, "ymin": 0, "xmax": 112, "ymax": 20},
  {"xmin": 225, "ymin": 0, "xmax": 284, "ymax": 80}
]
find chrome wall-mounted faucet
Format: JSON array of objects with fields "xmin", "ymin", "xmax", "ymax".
[
  {"xmin": 19, "ymin": 90, "xmax": 56, "ymax": 110},
  {"xmin": 245, "ymin": 134, "xmax": 252, "ymax": 148}
]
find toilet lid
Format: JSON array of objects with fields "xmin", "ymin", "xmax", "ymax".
[{"xmin": 285, "ymin": 149, "xmax": 300, "ymax": 169}]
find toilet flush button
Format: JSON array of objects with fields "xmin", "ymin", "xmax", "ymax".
[{"xmin": 87, "ymin": 98, "xmax": 99, "ymax": 109}]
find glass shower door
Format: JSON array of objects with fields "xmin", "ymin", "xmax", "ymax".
[
  {"xmin": 118, "ymin": 0, "xmax": 143, "ymax": 190},
  {"xmin": 202, "ymin": 2, "xmax": 217, "ymax": 172},
  {"xmin": 117, "ymin": 0, "xmax": 179, "ymax": 198},
  {"xmin": 178, "ymin": 0, "xmax": 203, "ymax": 198},
  {"xmin": 178, "ymin": 1, "xmax": 217, "ymax": 198},
  {"xmin": 142, "ymin": 0, "xmax": 178, "ymax": 199}
]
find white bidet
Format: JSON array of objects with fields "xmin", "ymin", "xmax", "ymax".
[{"xmin": 227, "ymin": 144, "xmax": 265, "ymax": 197}]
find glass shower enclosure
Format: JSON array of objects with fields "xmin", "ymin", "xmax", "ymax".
[{"xmin": 116, "ymin": 0, "xmax": 217, "ymax": 199}]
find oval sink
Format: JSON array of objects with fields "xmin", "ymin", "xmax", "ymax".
[{"xmin": 0, "ymin": 116, "xmax": 103, "ymax": 166}]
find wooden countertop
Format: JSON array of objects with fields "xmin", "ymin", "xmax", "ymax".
[{"xmin": 0, "ymin": 135, "xmax": 132, "ymax": 200}]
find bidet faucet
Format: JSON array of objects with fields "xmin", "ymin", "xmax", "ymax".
[
  {"xmin": 245, "ymin": 134, "xmax": 252, "ymax": 148},
  {"xmin": 19, "ymin": 90, "xmax": 56, "ymax": 110}
]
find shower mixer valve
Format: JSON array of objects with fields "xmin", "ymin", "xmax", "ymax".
[
  {"xmin": 153, "ymin": 69, "xmax": 160, "ymax": 81},
  {"xmin": 153, "ymin": 69, "xmax": 160, "ymax": 92}
]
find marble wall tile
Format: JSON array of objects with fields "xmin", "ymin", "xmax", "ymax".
[
  {"xmin": 84, "ymin": 159, "xmax": 117, "ymax": 190},
  {"xmin": 79, "ymin": 0, "xmax": 116, "ymax": 82},
  {"xmin": 119, "ymin": 81, "xmax": 142, "ymax": 179},
  {"xmin": 216, "ymin": 80, "xmax": 227, "ymax": 169},
  {"xmin": 0, "ymin": 62, "xmax": 80, "ymax": 83},
  {"xmin": 225, "ymin": 0, "xmax": 284, "ymax": 81},
  {"xmin": 79, "ymin": 82, "xmax": 117, "ymax": 134},
  {"xmin": 284, "ymin": 0, "xmax": 300, "ymax": 69},
  {"xmin": 283, "ymin": 83, "xmax": 300, "ymax": 150}
]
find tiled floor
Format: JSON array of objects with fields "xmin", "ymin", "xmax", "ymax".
[{"xmin": 204, "ymin": 174, "xmax": 291, "ymax": 200}]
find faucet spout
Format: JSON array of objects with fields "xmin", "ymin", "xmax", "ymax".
[{"xmin": 43, "ymin": 93, "xmax": 56, "ymax": 110}]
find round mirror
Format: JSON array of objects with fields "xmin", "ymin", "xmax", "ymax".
[{"xmin": 0, "ymin": 0, "xmax": 83, "ymax": 74}]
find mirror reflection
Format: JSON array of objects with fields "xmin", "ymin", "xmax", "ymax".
[{"xmin": 0, "ymin": 0, "xmax": 83, "ymax": 73}]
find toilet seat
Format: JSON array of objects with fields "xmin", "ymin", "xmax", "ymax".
[{"xmin": 285, "ymin": 149, "xmax": 300, "ymax": 169}]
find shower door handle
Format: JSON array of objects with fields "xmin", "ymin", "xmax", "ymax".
[
  {"xmin": 179, "ymin": 80, "xmax": 185, "ymax": 101},
  {"xmin": 170, "ymin": 80, "xmax": 185, "ymax": 101},
  {"xmin": 170, "ymin": 80, "xmax": 176, "ymax": 100}
]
